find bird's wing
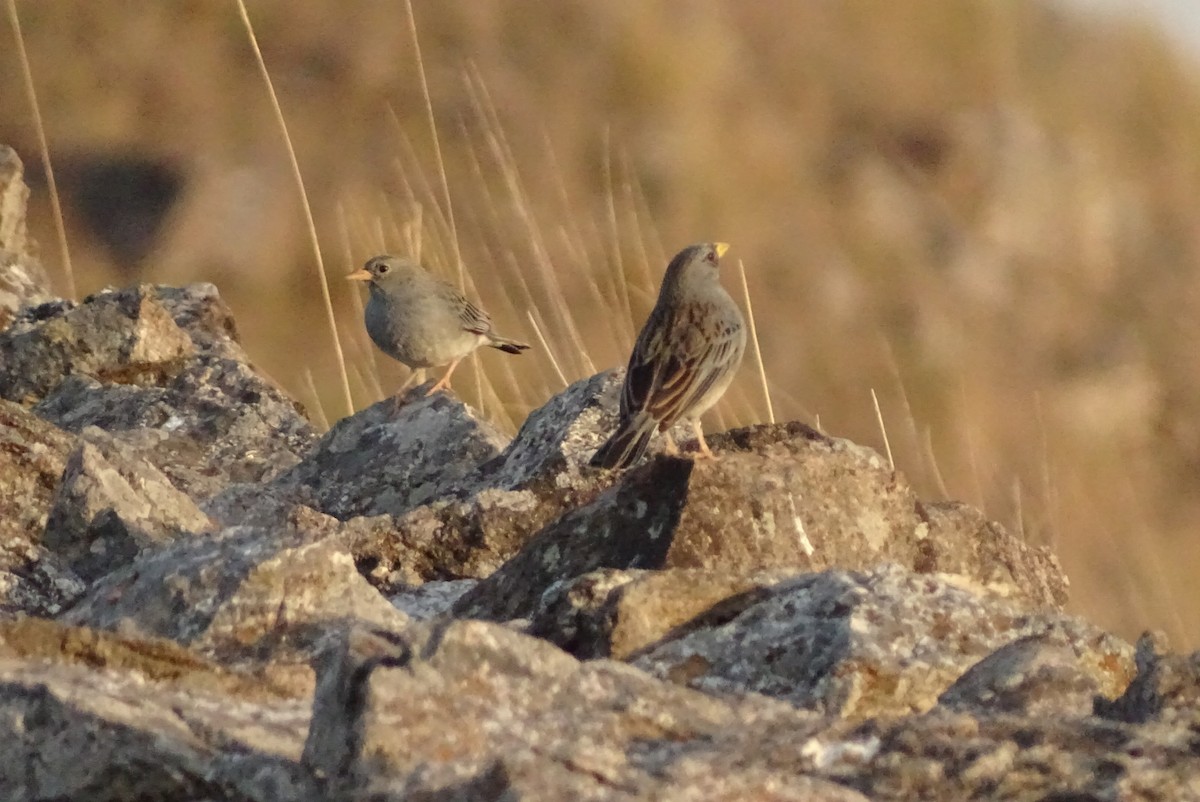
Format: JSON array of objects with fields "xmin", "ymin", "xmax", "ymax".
[
  {"xmin": 621, "ymin": 301, "xmax": 741, "ymax": 428},
  {"xmin": 439, "ymin": 281, "xmax": 493, "ymax": 335}
]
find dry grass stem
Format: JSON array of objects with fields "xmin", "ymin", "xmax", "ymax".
[
  {"xmin": 737, "ymin": 258, "xmax": 775, "ymax": 425},
  {"xmin": 5, "ymin": 0, "xmax": 74, "ymax": 299},
  {"xmin": 234, "ymin": 0, "xmax": 352, "ymax": 419},
  {"xmin": 871, "ymin": 388, "xmax": 896, "ymax": 472}
]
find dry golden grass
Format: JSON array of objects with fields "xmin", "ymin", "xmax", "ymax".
[{"xmin": 4, "ymin": 0, "xmax": 1200, "ymax": 646}]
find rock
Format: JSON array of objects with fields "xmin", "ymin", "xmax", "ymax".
[
  {"xmin": 302, "ymin": 618, "xmax": 864, "ymax": 800},
  {"xmin": 262, "ymin": 387, "xmax": 509, "ymax": 522},
  {"xmin": 345, "ymin": 480, "xmax": 609, "ymax": 593},
  {"xmin": 0, "ymin": 399, "xmax": 86, "ymax": 617},
  {"xmin": 1096, "ymin": 631, "xmax": 1200, "ymax": 724},
  {"xmin": 454, "ymin": 423, "xmax": 1067, "ymax": 622},
  {"xmin": 63, "ymin": 506, "xmax": 408, "ymax": 671},
  {"xmin": 0, "ymin": 146, "xmax": 52, "ymax": 330},
  {"xmin": 529, "ymin": 567, "xmax": 792, "ymax": 659},
  {"xmin": 0, "ymin": 285, "xmax": 196, "ymax": 404},
  {"xmin": 0, "ymin": 283, "xmax": 316, "ymax": 502},
  {"xmin": 390, "ymin": 579, "xmax": 478, "ymax": 620},
  {"xmin": 0, "ymin": 620, "xmax": 315, "ymax": 801},
  {"xmin": 468, "ymin": 368, "xmax": 697, "ymax": 493},
  {"xmin": 631, "ymin": 566, "xmax": 1133, "ymax": 718},
  {"xmin": 0, "ymin": 399, "xmax": 72, "ymax": 543},
  {"xmin": 937, "ymin": 633, "xmax": 1122, "ymax": 717},
  {"xmin": 43, "ymin": 426, "xmax": 213, "ymax": 582}
]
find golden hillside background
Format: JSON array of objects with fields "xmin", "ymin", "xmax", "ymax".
[{"xmin": 3, "ymin": 0, "xmax": 1200, "ymax": 646}]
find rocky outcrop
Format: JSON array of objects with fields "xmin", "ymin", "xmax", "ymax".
[
  {"xmin": 0, "ymin": 208, "xmax": 1194, "ymax": 797},
  {"xmin": 0, "ymin": 147, "xmax": 52, "ymax": 328}
]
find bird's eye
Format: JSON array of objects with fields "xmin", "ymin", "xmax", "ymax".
[
  {"xmin": 377, "ymin": 263, "xmax": 390, "ymax": 274},
  {"xmin": 705, "ymin": 250, "xmax": 717, "ymax": 263}
]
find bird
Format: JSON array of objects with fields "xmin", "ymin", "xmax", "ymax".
[
  {"xmin": 590, "ymin": 242, "xmax": 746, "ymax": 469},
  {"xmin": 346, "ymin": 254, "xmax": 530, "ymax": 396}
]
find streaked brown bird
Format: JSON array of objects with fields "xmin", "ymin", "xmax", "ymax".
[
  {"xmin": 347, "ymin": 255, "xmax": 529, "ymax": 396},
  {"xmin": 591, "ymin": 242, "xmax": 746, "ymax": 469}
]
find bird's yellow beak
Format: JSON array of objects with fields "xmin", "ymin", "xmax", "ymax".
[
  {"xmin": 346, "ymin": 268, "xmax": 372, "ymax": 282},
  {"xmin": 714, "ymin": 242, "xmax": 730, "ymax": 258}
]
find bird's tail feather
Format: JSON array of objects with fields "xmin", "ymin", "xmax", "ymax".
[
  {"xmin": 487, "ymin": 334, "xmax": 530, "ymax": 354},
  {"xmin": 590, "ymin": 416, "xmax": 657, "ymax": 469}
]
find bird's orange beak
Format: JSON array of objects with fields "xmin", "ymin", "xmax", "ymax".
[
  {"xmin": 346, "ymin": 268, "xmax": 372, "ymax": 282},
  {"xmin": 715, "ymin": 242, "xmax": 730, "ymax": 258}
]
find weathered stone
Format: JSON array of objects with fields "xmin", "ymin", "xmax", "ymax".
[
  {"xmin": 390, "ymin": 579, "xmax": 478, "ymax": 620},
  {"xmin": 0, "ymin": 282, "xmax": 316, "ymax": 502},
  {"xmin": 938, "ymin": 633, "xmax": 1124, "ymax": 717},
  {"xmin": 632, "ymin": 566, "xmax": 1133, "ymax": 718},
  {"xmin": 302, "ymin": 618, "xmax": 863, "ymax": 801},
  {"xmin": 1096, "ymin": 631, "xmax": 1200, "ymax": 724},
  {"xmin": 63, "ymin": 506, "xmax": 408, "ymax": 664},
  {"xmin": 0, "ymin": 399, "xmax": 72, "ymax": 543},
  {"xmin": 0, "ymin": 146, "xmax": 52, "ymax": 330},
  {"xmin": 454, "ymin": 424, "xmax": 1067, "ymax": 622},
  {"xmin": 0, "ymin": 285, "xmax": 197, "ymax": 404},
  {"xmin": 34, "ymin": 358, "xmax": 315, "ymax": 500},
  {"xmin": 0, "ymin": 653, "xmax": 315, "ymax": 801},
  {"xmin": 44, "ymin": 426, "xmax": 213, "ymax": 582},
  {"xmin": 345, "ymin": 479, "xmax": 610, "ymax": 593},
  {"xmin": 264, "ymin": 388, "xmax": 509, "ymax": 521},
  {"xmin": 0, "ymin": 399, "xmax": 85, "ymax": 617},
  {"xmin": 529, "ymin": 567, "xmax": 793, "ymax": 659}
]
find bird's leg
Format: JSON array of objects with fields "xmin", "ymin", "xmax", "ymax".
[
  {"xmin": 662, "ymin": 430, "xmax": 679, "ymax": 456},
  {"xmin": 426, "ymin": 359, "xmax": 462, "ymax": 395},
  {"xmin": 692, "ymin": 419, "xmax": 717, "ymax": 460}
]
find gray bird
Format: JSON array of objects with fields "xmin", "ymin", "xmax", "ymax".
[
  {"xmin": 591, "ymin": 242, "xmax": 746, "ymax": 469},
  {"xmin": 347, "ymin": 254, "xmax": 529, "ymax": 396}
]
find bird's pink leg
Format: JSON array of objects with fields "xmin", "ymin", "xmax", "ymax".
[
  {"xmin": 692, "ymin": 419, "xmax": 716, "ymax": 460},
  {"xmin": 426, "ymin": 358, "xmax": 462, "ymax": 395}
]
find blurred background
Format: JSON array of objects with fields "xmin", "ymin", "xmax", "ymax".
[{"xmin": 3, "ymin": 0, "xmax": 1200, "ymax": 647}]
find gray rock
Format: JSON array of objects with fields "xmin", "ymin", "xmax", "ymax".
[
  {"xmin": 0, "ymin": 282, "xmax": 316, "ymax": 501},
  {"xmin": 345, "ymin": 479, "xmax": 612, "ymax": 594},
  {"xmin": 938, "ymin": 633, "xmax": 1123, "ymax": 717},
  {"xmin": 390, "ymin": 579, "xmax": 478, "ymax": 620},
  {"xmin": 632, "ymin": 565, "xmax": 1133, "ymax": 717},
  {"xmin": 44, "ymin": 426, "xmax": 213, "ymax": 582},
  {"xmin": 0, "ymin": 399, "xmax": 86, "ymax": 617},
  {"xmin": 528, "ymin": 567, "xmax": 792, "ymax": 659},
  {"xmin": 63, "ymin": 505, "xmax": 408, "ymax": 663},
  {"xmin": 0, "ymin": 620, "xmax": 315, "ymax": 802},
  {"xmin": 0, "ymin": 146, "xmax": 52, "ymax": 330},
  {"xmin": 263, "ymin": 387, "xmax": 509, "ymax": 521},
  {"xmin": 454, "ymin": 422, "xmax": 1067, "ymax": 622},
  {"xmin": 0, "ymin": 284, "xmax": 197, "ymax": 404},
  {"xmin": 302, "ymin": 618, "xmax": 863, "ymax": 800},
  {"xmin": 1096, "ymin": 631, "xmax": 1200, "ymax": 724}
]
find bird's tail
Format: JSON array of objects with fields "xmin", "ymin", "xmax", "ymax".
[
  {"xmin": 590, "ymin": 414, "xmax": 657, "ymax": 469},
  {"xmin": 486, "ymin": 334, "xmax": 531, "ymax": 355}
]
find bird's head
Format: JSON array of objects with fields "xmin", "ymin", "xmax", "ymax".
[{"xmin": 346, "ymin": 255, "xmax": 424, "ymax": 289}]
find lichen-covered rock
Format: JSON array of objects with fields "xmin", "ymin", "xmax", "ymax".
[
  {"xmin": 0, "ymin": 283, "xmax": 316, "ymax": 502},
  {"xmin": 0, "ymin": 399, "xmax": 86, "ymax": 617},
  {"xmin": 43, "ymin": 426, "xmax": 213, "ymax": 582},
  {"xmin": 63, "ymin": 506, "xmax": 408, "ymax": 667},
  {"xmin": 301, "ymin": 619, "xmax": 863, "ymax": 801},
  {"xmin": 631, "ymin": 566, "xmax": 1132, "ymax": 718},
  {"xmin": 261, "ymin": 388, "xmax": 509, "ymax": 522},
  {"xmin": 0, "ymin": 285, "xmax": 197, "ymax": 404},
  {"xmin": 454, "ymin": 424, "xmax": 1067, "ymax": 622},
  {"xmin": 1096, "ymin": 632, "xmax": 1200, "ymax": 724},
  {"xmin": 529, "ymin": 567, "xmax": 794, "ymax": 659},
  {"xmin": 0, "ymin": 628, "xmax": 315, "ymax": 801},
  {"xmin": 0, "ymin": 146, "xmax": 52, "ymax": 330},
  {"xmin": 937, "ymin": 633, "xmax": 1122, "ymax": 717}
]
